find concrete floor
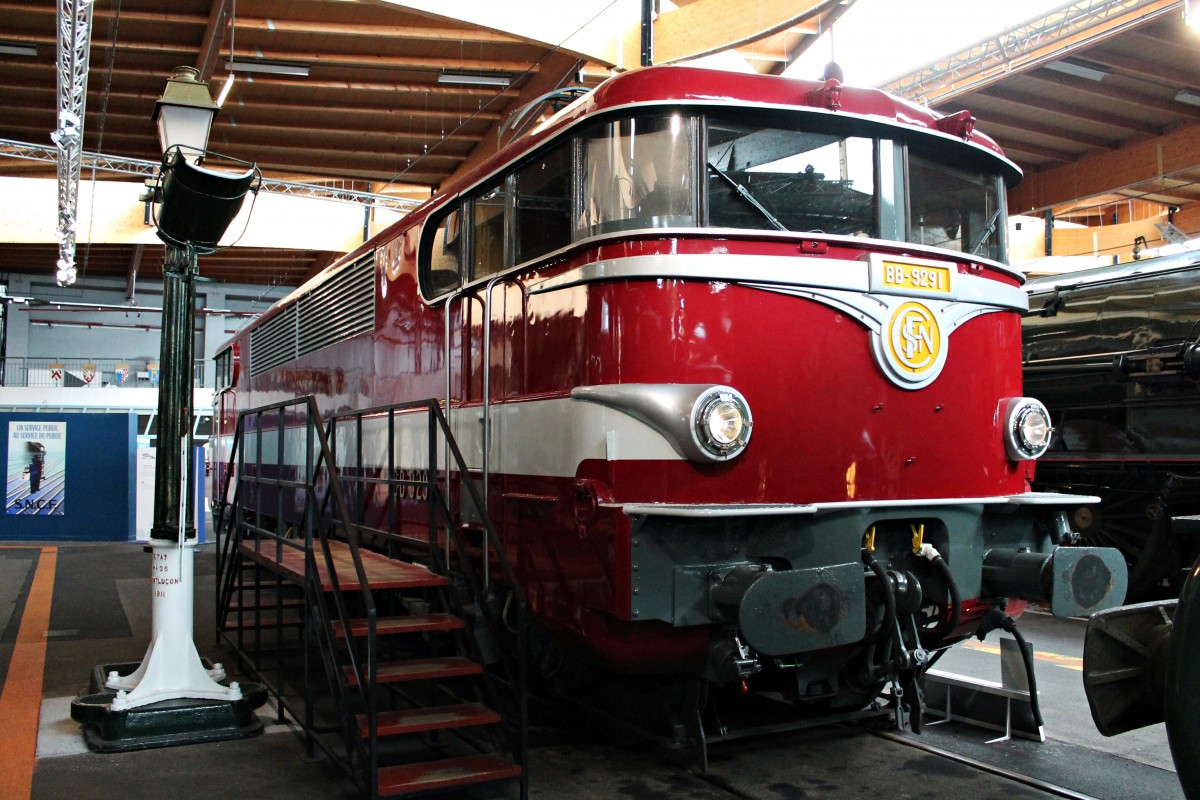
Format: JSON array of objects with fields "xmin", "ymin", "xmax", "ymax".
[{"xmin": 0, "ymin": 541, "xmax": 1186, "ymax": 800}]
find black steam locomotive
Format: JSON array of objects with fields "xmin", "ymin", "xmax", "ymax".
[{"xmin": 1023, "ymin": 250, "xmax": 1200, "ymax": 600}]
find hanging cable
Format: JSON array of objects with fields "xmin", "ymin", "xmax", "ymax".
[{"xmin": 975, "ymin": 607, "xmax": 1043, "ymax": 730}]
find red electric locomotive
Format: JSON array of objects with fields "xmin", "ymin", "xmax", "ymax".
[{"xmin": 212, "ymin": 65, "xmax": 1126, "ymax": 735}]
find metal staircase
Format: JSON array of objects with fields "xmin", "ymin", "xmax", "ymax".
[{"xmin": 214, "ymin": 396, "xmax": 527, "ymax": 799}]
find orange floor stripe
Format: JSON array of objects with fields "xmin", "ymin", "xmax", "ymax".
[
  {"xmin": 962, "ymin": 639, "xmax": 1084, "ymax": 671},
  {"xmin": 0, "ymin": 546, "xmax": 58, "ymax": 800}
]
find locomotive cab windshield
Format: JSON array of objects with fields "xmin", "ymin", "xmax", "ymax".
[{"xmin": 419, "ymin": 105, "xmax": 1014, "ymax": 300}]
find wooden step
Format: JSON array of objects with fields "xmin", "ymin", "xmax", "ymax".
[
  {"xmin": 358, "ymin": 702, "xmax": 501, "ymax": 738},
  {"xmin": 332, "ymin": 614, "xmax": 465, "ymax": 639},
  {"xmin": 239, "ymin": 540, "xmax": 449, "ymax": 592},
  {"xmin": 222, "ymin": 614, "xmax": 304, "ymax": 631},
  {"xmin": 376, "ymin": 754, "xmax": 521, "ymax": 797},
  {"xmin": 345, "ymin": 656, "xmax": 482, "ymax": 686},
  {"xmin": 229, "ymin": 597, "xmax": 305, "ymax": 611}
]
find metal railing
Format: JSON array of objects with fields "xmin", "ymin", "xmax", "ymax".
[
  {"xmin": 214, "ymin": 395, "xmax": 528, "ymax": 799},
  {"xmin": 0, "ymin": 357, "xmax": 207, "ymax": 388}
]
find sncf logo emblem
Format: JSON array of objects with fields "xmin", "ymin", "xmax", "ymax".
[
  {"xmin": 874, "ymin": 300, "xmax": 949, "ymax": 390},
  {"xmin": 889, "ymin": 303, "xmax": 941, "ymax": 375}
]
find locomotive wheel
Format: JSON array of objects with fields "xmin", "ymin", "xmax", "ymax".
[{"xmin": 1068, "ymin": 487, "xmax": 1174, "ymax": 602}]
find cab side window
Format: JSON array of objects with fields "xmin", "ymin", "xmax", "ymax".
[
  {"xmin": 420, "ymin": 205, "xmax": 463, "ymax": 298},
  {"xmin": 471, "ymin": 181, "xmax": 509, "ymax": 280}
]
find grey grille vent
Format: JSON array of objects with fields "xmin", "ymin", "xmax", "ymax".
[
  {"xmin": 249, "ymin": 305, "xmax": 297, "ymax": 376},
  {"xmin": 250, "ymin": 255, "xmax": 375, "ymax": 377}
]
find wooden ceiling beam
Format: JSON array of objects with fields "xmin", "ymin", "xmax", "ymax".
[
  {"xmin": 207, "ymin": 124, "xmax": 482, "ymax": 152},
  {"xmin": 992, "ymin": 139, "xmax": 1078, "ymax": 163},
  {"xmin": 1009, "ymin": 120, "xmax": 1200, "ymax": 213},
  {"xmin": 0, "ymin": 1, "xmax": 193, "ymax": 23},
  {"xmin": 370, "ymin": 1, "xmax": 633, "ymax": 65},
  {"xmin": 648, "ymin": 0, "xmax": 835, "ymax": 65},
  {"xmin": 978, "ymin": 116, "xmax": 1122, "ymax": 150},
  {"xmin": 1117, "ymin": 185, "xmax": 1200, "ymax": 204},
  {"xmin": 374, "ymin": 0, "xmax": 836, "ymax": 68},
  {"xmin": 1026, "ymin": 69, "xmax": 1200, "ymax": 119},
  {"xmin": 770, "ymin": 1, "xmax": 853, "ymax": 76},
  {"xmin": 975, "ymin": 85, "xmax": 1163, "ymax": 135},
  {"xmin": 0, "ymin": 125, "xmax": 457, "ymax": 185},
  {"xmin": 223, "ymin": 75, "xmax": 521, "ymax": 99},
  {"xmin": 0, "ymin": 63, "xmax": 520, "ymax": 100},
  {"xmin": 2, "ymin": 124, "xmax": 479, "ymax": 161},
  {"xmin": 0, "ymin": 1, "xmax": 525, "ymax": 45},
  {"xmin": 886, "ymin": 0, "xmax": 1180, "ymax": 105},
  {"xmin": 1080, "ymin": 48, "xmax": 1200, "ymax": 88},
  {"xmin": 12, "ymin": 31, "xmax": 541, "ymax": 74},
  {"xmin": 437, "ymin": 51, "xmax": 583, "ymax": 189},
  {"xmin": 0, "ymin": 92, "xmax": 504, "ymax": 126},
  {"xmin": 195, "ymin": 0, "xmax": 232, "ymax": 81},
  {"xmin": 301, "ymin": 251, "xmax": 341, "ymax": 284},
  {"xmin": 224, "ymin": 16, "xmax": 523, "ymax": 44}
]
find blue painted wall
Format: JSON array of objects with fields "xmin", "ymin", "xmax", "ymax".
[{"xmin": 0, "ymin": 412, "xmax": 136, "ymax": 541}]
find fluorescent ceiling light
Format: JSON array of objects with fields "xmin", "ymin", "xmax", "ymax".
[
  {"xmin": 215, "ymin": 73, "xmax": 235, "ymax": 107},
  {"xmin": 0, "ymin": 41, "xmax": 37, "ymax": 57},
  {"xmin": 438, "ymin": 73, "xmax": 510, "ymax": 87},
  {"xmin": 228, "ymin": 59, "xmax": 309, "ymax": 77},
  {"xmin": 1176, "ymin": 89, "xmax": 1200, "ymax": 107},
  {"xmin": 1043, "ymin": 60, "xmax": 1109, "ymax": 82}
]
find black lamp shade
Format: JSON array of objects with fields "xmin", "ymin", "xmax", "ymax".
[{"xmin": 155, "ymin": 149, "xmax": 256, "ymax": 252}]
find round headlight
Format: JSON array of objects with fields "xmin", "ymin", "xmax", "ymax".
[
  {"xmin": 1003, "ymin": 397, "xmax": 1053, "ymax": 460},
  {"xmin": 693, "ymin": 389, "xmax": 752, "ymax": 460}
]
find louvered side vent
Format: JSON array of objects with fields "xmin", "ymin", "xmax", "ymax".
[
  {"xmin": 298, "ymin": 255, "xmax": 376, "ymax": 357},
  {"xmin": 247, "ymin": 254, "xmax": 376, "ymax": 378},
  {"xmin": 249, "ymin": 304, "xmax": 298, "ymax": 377}
]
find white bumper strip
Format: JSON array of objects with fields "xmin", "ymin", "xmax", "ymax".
[{"xmin": 612, "ymin": 492, "xmax": 1099, "ymax": 516}]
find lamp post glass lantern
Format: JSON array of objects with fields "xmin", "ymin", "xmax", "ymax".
[{"xmin": 152, "ymin": 66, "xmax": 217, "ymax": 164}]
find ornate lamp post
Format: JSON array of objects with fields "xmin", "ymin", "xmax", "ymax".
[{"xmin": 72, "ymin": 67, "xmax": 263, "ymax": 749}]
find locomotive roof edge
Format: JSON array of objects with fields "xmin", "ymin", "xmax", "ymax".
[
  {"xmin": 1025, "ymin": 248, "xmax": 1200, "ymax": 296},
  {"xmin": 262, "ymin": 64, "xmax": 1024, "ymax": 318}
]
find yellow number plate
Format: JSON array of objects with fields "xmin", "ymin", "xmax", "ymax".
[{"xmin": 880, "ymin": 260, "xmax": 952, "ymax": 296}]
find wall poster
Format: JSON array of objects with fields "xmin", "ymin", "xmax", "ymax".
[{"xmin": 7, "ymin": 420, "xmax": 66, "ymax": 515}]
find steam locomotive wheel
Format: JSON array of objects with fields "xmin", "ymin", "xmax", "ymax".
[{"xmin": 1069, "ymin": 488, "xmax": 1173, "ymax": 601}]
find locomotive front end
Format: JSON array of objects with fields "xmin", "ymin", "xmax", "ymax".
[{"xmin": 531, "ymin": 69, "xmax": 1129, "ymax": 710}]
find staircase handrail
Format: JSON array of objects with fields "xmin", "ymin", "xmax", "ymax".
[
  {"xmin": 214, "ymin": 395, "xmax": 379, "ymax": 793},
  {"xmin": 324, "ymin": 397, "xmax": 528, "ymax": 795}
]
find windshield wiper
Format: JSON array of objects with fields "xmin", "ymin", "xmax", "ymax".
[
  {"xmin": 706, "ymin": 162, "xmax": 788, "ymax": 232},
  {"xmin": 970, "ymin": 207, "xmax": 1003, "ymax": 255}
]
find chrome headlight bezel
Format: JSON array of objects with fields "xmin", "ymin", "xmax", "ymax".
[
  {"xmin": 1003, "ymin": 397, "xmax": 1053, "ymax": 461},
  {"xmin": 691, "ymin": 388, "xmax": 753, "ymax": 461},
  {"xmin": 570, "ymin": 383, "xmax": 754, "ymax": 463}
]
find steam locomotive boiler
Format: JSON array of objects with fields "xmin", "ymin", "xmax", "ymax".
[{"xmin": 212, "ymin": 65, "xmax": 1128, "ymax": 735}]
